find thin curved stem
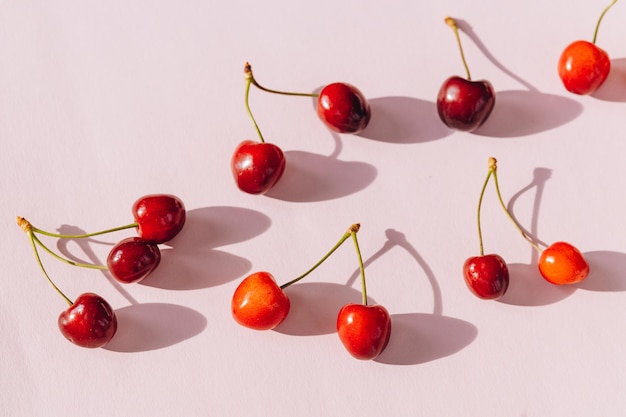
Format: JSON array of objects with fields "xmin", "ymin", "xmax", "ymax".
[
  {"xmin": 245, "ymin": 62, "xmax": 318, "ymax": 98},
  {"xmin": 476, "ymin": 166, "xmax": 494, "ymax": 256},
  {"xmin": 351, "ymin": 231, "xmax": 367, "ymax": 306},
  {"xmin": 445, "ymin": 17, "xmax": 471, "ymax": 80},
  {"xmin": 593, "ymin": 0, "xmax": 618, "ymax": 44},
  {"xmin": 280, "ymin": 224, "xmax": 360, "ymax": 289},
  {"xmin": 32, "ymin": 234, "xmax": 108, "ymax": 270},
  {"xmin": 244, "ymin": 77, "xmax": 265, "ymax": 143},
  {"xmin": 26, "ymin": 230, "xmax": 73, "ymax": 306},
  {"xmin": 29, "ymin": 221, "xmax": 137, "ymax": 239}
]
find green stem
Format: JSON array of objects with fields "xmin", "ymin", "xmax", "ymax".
[
  {"xmin": 445, "ymin": 17, "xmax": 471, "ymax": 80},
  {"xmin": 592, "ymin": 0, "xmax": 618, "ymax": 44},
  {"xmin": 351, "ymin": 231, "xmax": 367, "ymax": 306},
  {"xmin": 476, "ymin": 161, "xmax": 495, "ymax": 256},
  {"xmin": 244, "ymin": 76, "xmax": 265, "ymax": 143},
  {"xmin": 280, "ymin": 224, "xmax": 360, "ymax": 290},
  {"xmin": 32, "ymin": 234, "xmax": 108, "ymax": 270},
  {"xmin": 26, "ymin": 230, "xmax": 73, "ymax": 306},
  {"xmin": 29, "ymin": 221, "xmax": 137, "ymax": 239},
  {"xmin": 245, "ymin": 62, "xmax": 319, "ymax": 98}
]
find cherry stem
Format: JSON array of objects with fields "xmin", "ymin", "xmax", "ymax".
[
  {"xmin": 280, "ymin": 223, "xmax": 360, "ymax": 290},
  {"xmin": 244, "ymin": 75, "xmax": 265, "ymax": 143},
  {"xmin": 592, "ymin": 0, "xmax": 618, "ymax": 44},
  {"xmin": 445, "ymin": 17, "xmax": 472, "ymax": 81},
  {"xmin": 245, "ymin": 62, "xmax": 318, "ymax": 98},
  {"xmin": 475, "ymin": 159, "xmax": 495, "ymax": 256},
  {"xmin": 18, "ymin": 217, "xmax": 137, "ymax": 239},
  {"xmin": 351, "ymin": 230, "xmax": 368, "ymax": 306},
  {"xmin": 489, "ymin": 158, "xmax": 543, "ymax": 252}
]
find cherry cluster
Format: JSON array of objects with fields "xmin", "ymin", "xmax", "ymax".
[
  {"xmin": 18, "ymin": 194, "xmax": 186, "ymax": 348},
  {"xmin": 463, "ymin": 158, "xmax": 589, "ymax": 300},
  {"xmin": 231, "ymin": 224, "xmax": 391, "ymax": 361}
]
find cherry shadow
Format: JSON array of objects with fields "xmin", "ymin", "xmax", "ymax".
[
  {"xmin": 356, "ymin": 96, "xmax": 452, "ymax": 143},
  {"xmin": 577, "ymin": 250, "xmax": 626, "ymax": 292},
  {"xmin": 498, "ymin": 263, "xmax": 576, "ymax": 306},
  {"xmin": 104, "ymin": 303, "xmax": 206, "ymax": 352},
  {"xmin": 591, "ymin": 57, "xmax": 626, "ymax": 102},
  {"xmin": 452, "ymin": 19, "xmax": 583, "ymax": 138}
]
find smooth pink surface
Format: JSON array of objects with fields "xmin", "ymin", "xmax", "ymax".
[{"xmin": 2, "ymin": 1, "xmax": 625, "ymax": 416}]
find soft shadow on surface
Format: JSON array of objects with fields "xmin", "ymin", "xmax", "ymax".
[
  {"xmin": 375, "ymin": 313, "xmax": 478, "ymax": 366},
  {"xmin": 592, "ymin": 57, "xmax": 626, "ymax": 102},
  {"xmin": 357, "ymin": 96, "xmax": 452, "ymax": 143},
  {"xmin": 453, "ymin": 18, "xmax": 583, "ymax": 138},
  {"xmin": 265, "ymin": 149, "xmax": 377, "ymax": 202},
  {"xmin": 498, "ymin": 263, "xmax": 576, "ymax": 306},
  {"xmin": 577, "ymin": 251, "xmax": 626, "ymax": 292},
  {"xmin": 104, "ymin": 303, "xmax": 206, "ymax": 352}
]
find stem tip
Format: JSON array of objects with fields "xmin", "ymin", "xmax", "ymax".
[
  {"xmin": 244, "ymin": 62, "xmax": 252, "ymax": 79},
  {"xmin": 488, "ymin": 157, "xmax": 497, "ymax": 171},
  {"xmin": 17, "ymin": 216, "xmax": 31, "ymax": 232},
  {"xmin": 445, "ymin": 16, "xmax": 457, "ymax": 28},
  {"xmin": 348, "ymin": 223, "xmax": 361, "ymax": 234}
]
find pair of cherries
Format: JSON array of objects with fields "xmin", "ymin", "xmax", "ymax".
[
  {"xmin": 231, "ymin": 62, "xmax": 372, "ymax": 195},
  {"xmin": 463, "ymin": 158, "xmax": 589, "ymax": 300},
  {"xmin": 18, "ymin": 194, "xmax": 186, "ymax": 348},
  {"xmin": 231, "ymin": 224, "xmax": 391, "ymax": 360}
]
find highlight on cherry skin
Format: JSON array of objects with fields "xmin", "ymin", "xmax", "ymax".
[
  {"xmin": 133, "ymin": 194, "xmax": 186, "ymax": 244},
  {"xmin": 557, "ymin": 0, "xmax": 617, "ymax": 95},
  {"xmin": 231, "ymin": 140, "xmax": 286, "ymax": 195},
  {"xmin": 437, "ymin": 17, "xmax": 495, "ymax": 132},
  {"xmin": 107, "ymin": 237, "xmax": 161, "ymax": 284},
  {"xmin": 58, "ymin": 292, "xmax": 118, "ymax": 349}
]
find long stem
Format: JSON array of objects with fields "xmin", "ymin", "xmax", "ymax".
[
  {"xmin": 245, "ymin": 62, "xmax": 318, "ymax": 98},
  {"xmin": 351, "ymin": 231, "xmax": 367, "ymax": 306},
  {"xmin": 476, "ymin": 159, "xmax": 495, "ymax": 256},
  {"xmin": 490, "ymin": 160, "xmax": 542, "ymax": 252},
  {"xmin": 32, "ymin": 234, "xmax": 108, "ymax": 270},
  {"xmin": 445, "ymin": 17, "xmax": 471, "ymax": 80},
  {"xmin": 26, "ymin": 220, "xmax": 137, "ymax": 239},
  {"xmin": 592, "ymin": 0, "xmax": 618, "ymax": 44},
  {"xmin": 280, "ymin": 223, "xmax": 360, "ymax": 289},
  {"xmin": 244, "ymin": 74, "xmax": 265, "ymax": 143}
]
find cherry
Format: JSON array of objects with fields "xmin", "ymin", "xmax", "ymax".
[
  {"xmin": 316, "ymin": 82, "xmax": 371, "ymax": 134},
  {"xmin": 557, "ymin": 0, "xmax": 617, "ymax": 95},
  {"xmin": 539, "ymin": 241, "xmax": 589, "ymax": 285},
  {"xmin": 336, "ymin": 226, "xmax": 391, "ymax": 360},
  {"xmin": 231, "ymin": 140, "xmax": 286, "ymax": 195},
  {"xmin": 58, "ymin": 292, "xmax": 118, "ymax": 348},
  {"xmin": 132, "ymin": 194, "xmax": 186, "ymax": 244},
  {"xmin": 463, "ymin": 157, "xmax": 509, "ymax": 300},
  {"xmin": 231, "ymin": 224, "xmax": 360, "ymax": 331},
  {"xmin": 107, "ymin": 237, "xmax": 161, "ymax": 284},
  {"xmin": 437, "ymin": 17, "xmax": 495, "ymax": 132}
]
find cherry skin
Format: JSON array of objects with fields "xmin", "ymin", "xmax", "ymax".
[
  {"xmin": 58, "ymin": 293, "xmax": 117, "ymax": 348},
  {"xmin": 231, "ymin": 140, "xmax": 286, "ymax": 195},
  {"xmin": 316, "ymin": 82, "xmax": 371, "ymax": 134},
  {"xmin": 232, "ymin": 271, "xmax": 290, "ymax": 330},
  {"xmin": 539, "ymin": 241, "xmax": 590, "ymax": 285},
  {"xmin": 132, "ymin": 194, "xmax": 186, "ymax": 244},
  {"xmin": 558, "ymin": 40, "xmax": 610, "ymax": 95},
  {"xmin": 437, "ymin": 76, "xmax": 495, "ymax": 132},
  {"xmin": 463, "ymin": 254, "xmax": 509, "ymax": 300},
  {"xmin": 337, "ymin": 303, "xmax": 391, "ymax": 360},
  {"xmin": 107, "ymin": 237, "xmax": 161, "ymax": 284}
]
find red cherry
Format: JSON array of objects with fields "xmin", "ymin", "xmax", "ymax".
[
  {"xmin": 231, "ymin": 140, "xmax": 286, "ymax": 195},
  {"xmin": 106, "ymin": 237, "xmax": 161, "ymax": 284},
  {"xmin": 463, "ymin": 254, "xmax": 509, "ymax": 300},
  {"xmin": 539, "ymin": 241, "xmax": 590, "ymax": 285},
  {"xmin": 132, "ymin": 194, "xmax": 186, "ymax": 244},
  {"xmin": 337, "ymin": 304, "xmax": 391, "ymax": 360},
  {"xmin": 437, "ymin": 76, "xmax": 495, "ymax": 132},
  {"xmin": 558, "ymin": 40, "xmax": 610, "ymax": 95},
  {"xmin": 316, "ymin": 82, "xmax": 371, "ymax": 134},
  {"xmin": 58, "ymin": 293, "xmax": 117, "ymax": 348},
  {"xmin": 231, "ymin": 272, "xmax": 290, "ymax": 330}
]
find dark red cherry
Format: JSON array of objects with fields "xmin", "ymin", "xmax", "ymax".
[
  {"xmin": 132, "ymin": 194, "xmax": 186, "ymax": 244},
  {"xmin": 316, "ymin": 82, "xmax": 371, "ymax": 134},
  {"xmin": 463, "ymin": 254, "xmax": 509, "ymax": 300},
  {"xmin": 58, "ymin": 293, "xmax": 117, "ymax": 348},
  {"xmin": 107, "ymin": 237, "xmax": 161, "ymax": 284},
  {"xmin": 231, "ymin": 140, "xmax": 286, "ymax": 195},
  {"xmin": 437, "ymin": 76, "xmax": 495, "ymax": 132}
]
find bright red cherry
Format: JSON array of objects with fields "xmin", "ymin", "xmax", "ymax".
[
  {"xmin": 463, "ymin": 254, "xmax": 509, "ymax": 300},
  {"xmin": 539, "ymin": 242, "xmax": 590, "ymax": 285},
  {"xmin": 132, "ymin": 194, "xmax": 186, "ymax": 244},
  {"xmin": 231, "ymin": 140, "xmax": 286, "ymax": 195},
  {"xmin": 231, "ymin": 272, "xmax": 290, "ymax": 330},
  {"xmin": 316, "ymin": 82, "xmax": 371, "ymax": 134},
  {"xmin": 107, "ymin": 237, "xmax": 161, "ymax": 284},
  {"xmin": 337, "ymin": 304, "xmax": 391, "ymax": 360},
  {"xmin": 58, "ymin": 293, "xmax": 118, "ymax": 348}
]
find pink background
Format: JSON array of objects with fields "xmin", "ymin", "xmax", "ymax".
[{"xmin": 2, "ymin": 1, "xmax": 625, "ymax": 416}]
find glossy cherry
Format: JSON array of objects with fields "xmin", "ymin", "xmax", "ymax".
[
  {"xmin": 132, "ymin": 194, "xmax": 186, "ymax": 244},
  {"xmin": 232, "ymin": 272, "xmax": 290, "ymax": 330},
  {"xmin": 437, "ymin": 17, "xmax": 495, "ymax": 132},
  {"xmin": 557, "ymin": 0, "xmax": 617, "ymax": 95},
  {"xmin": 317, "ymin": 82, "xmax": 371, "ymax": 134},
  {"xmin": 58, "ymin": 292, "xmax": 118, "ymax": 348},
  {"xmin": 231, "ymin": 140, "xmax": 286, "ymax": 195},
  {"xmin": 539, "ymin": 242, "xmax": 589, "ymax": 285},
  {"xmin": 337, "ymin": 304, "xmax": 391, "ymax": 360},
  {"xmin": 107, "ymin": 237, "xmax": 161, "ymax": 284}
]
